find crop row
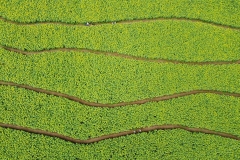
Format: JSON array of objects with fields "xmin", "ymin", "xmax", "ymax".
[
  {"xmin": 1, "ymin": 20, "xmax": 240, "ymax": 62},
  {"xmin": 2, "ymin": 81, "xmax": 240, "ymax": 107},
  {"xmin": 1, "ymin": 85, "xmax": 240, "ymax": 140},
  {"xmin": 1, "ymin": 0, "xmax": 240, "ymax": 27},
  {"xmin": 1, "ymin": 48, "xmax": 240, "ymax": 104},
  {"xmin": 1, "ymin": 127, "xmax": 240, "ymax": 159},
  {"xmin": 3, "ymin": 46, "xmax": 240, "ymax": 65}
]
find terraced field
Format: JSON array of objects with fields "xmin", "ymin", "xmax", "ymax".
[{"xmin": 1, "ymin": 1, "xmax": 240, "ymax": 159}]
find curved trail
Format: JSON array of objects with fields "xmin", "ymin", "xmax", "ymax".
[
  {"xmin": 1, "ymin": 80, "xmax": 240, "ymax": 108},
  {"xmin": 2, "ymin": 46, "xmax": 240, "ymax": 65},
  {"xmin": 0, "ymin": 16, "xmax": 239, "ymax": 30},
  {"xmin": 0, "ymin": 123, "xmax": 239, "ymax": 144}
]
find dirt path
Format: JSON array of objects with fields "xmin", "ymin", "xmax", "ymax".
[
  {"xmin": 1, "ymin": 80, "xmax": 239, "ymax": 108},
  {"xmin": 0, "ymin": 16, "xmax": 239, "ymax": 30},
  {"xmin": 2, "ymin": 46, "xmax": 239, "ymax": 65},
  {"xmin": 0, "ymin": 123, "xmax": 239, "ymax": 144}
]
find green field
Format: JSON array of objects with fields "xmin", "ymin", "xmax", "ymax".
[{"xmin": 1, "ymin": 0, "xmax": 240, "ymax": 159}]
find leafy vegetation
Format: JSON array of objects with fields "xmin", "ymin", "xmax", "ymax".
[
  {"xmin": 1, "ymin": 1, "xmax": 239, "ymax": 159},
  {"xmin": 1, "ymin": 49, "xmax": 240, "ymax": 104},
  {"xmin": 1, "ymin": 85, "xmax": 240, "ymax": 140},
  {"xmin": 1, "ymin": 20, "xmax": 240, "ymax": 62},
  {"xmin": 1, "ymin": 127, "xmax": 240, "ymax": 159},
  {"xmin": 1, "ymin": 0, "xmax": 240, "ymax": 28}
]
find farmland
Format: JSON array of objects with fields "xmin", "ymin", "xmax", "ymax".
[
  {"xmin": 1, "ymin": 20, "xmax": 240, "ymax": 62},
  {"xmin": 1, "ymin": 0, "xmax": 240, "ymax": 159}
]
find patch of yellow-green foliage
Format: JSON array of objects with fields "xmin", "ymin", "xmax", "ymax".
[
  {"xmin": 1, "ymin": 49, "xmax": 240, "ymax": 103},
  {"xmin": 1, "ymin": 0, "xmax": 240, "ymax": 159},
  {"xmin": 1, "ymin": 0, "xmax": 240, "ymax": 27},
  {"xmin": 1, "ymin": 127, "xmax": 240, "ymax": 159},
  {"xmin": 1, "ymin": 20, "xmax": 240, "ymax": 62},
  {"xmin": 1, "ymin": 85, "xmax": 240, "ymax": 140}
]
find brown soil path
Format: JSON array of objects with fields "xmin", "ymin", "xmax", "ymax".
[
  {"xmin": 0, "ymin": 123, "xmax": 239, "ymax": 144},
  {"xmin": 1, "ymin": 80, "xmax": 239, "ymax": 108},
  {"xmin": 0, "ymin": 16, "xmax": 239, "ymax": 30},
  {"xmin": 2, "ymin": 46, "xmax": 240, "ymax": 65}
]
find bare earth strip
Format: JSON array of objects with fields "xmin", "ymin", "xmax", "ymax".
[
  {"xmin": 0, "ymin": 123, "xmax": 239, "ymax": 144},
  {"xmin": 0, "ymin": 16, "xmax": 239, "ymax": 30},
  {"xmin": 2, "ymin": 46, "xmax": 240, "ymax": 65},
  {"xmin": 1, "ymin": 80, "xmax": 240, "ymax": 108}
]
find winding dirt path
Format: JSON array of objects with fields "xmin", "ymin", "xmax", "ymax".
[
  {"xmin": 1, "ymin": 80, "xmax": 239, "ymax": 108},
  {"xmin": 0, "ymin": 16, "xmax": 239, "ymax": 30},
  {"xmin": 2, "ymin": 46, "xmax": 240, "ymax": 65},
  {"xmin": 0, "ymin": 123, "xmax": 239, "ymax": 144}
]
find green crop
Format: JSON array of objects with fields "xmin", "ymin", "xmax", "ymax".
[
  {"xmin": 1, "ymin": 20, "xmax": 240, "ymax": 62},
  {"xmin": 1, "ymin": 1, "xmax": 240, "ymax": 159},
  {"xmin": 1, "ymin": 0, "xmax": 240, "ymax": 27},
  {"xmin": 1, "ymin": 128, "xmax": 240, "ymax": 159},
  {"xmin": 1, "ymin": 85, "xmax": 240, "ymax": 140},
  {"xmin": 1, "ymin": 48, "xmax": 239, "ymax": 104}
]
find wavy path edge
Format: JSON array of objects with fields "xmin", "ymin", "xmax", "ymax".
[
  {"xmin": 2, "ymin": 46, "xmax": 240, "ymax": 65},
  {"xmin": 1, "ymin": 80, "xmax": 240, "ymax": 108},
  {"xmin": 0, "ymin": 16, "xmax": 239, "ymax": 30},
  {"xmin": 0, "ymin": 123, "xmax": 239, "ymax": 144}
]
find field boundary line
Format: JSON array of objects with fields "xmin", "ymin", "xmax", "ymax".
[
  {"xmin": 2, "ymin": 46, "xmax": 240, "ymax": 65},
  {"xmin": 0, "ymin": 123, "xmax": 239, "ymax": 144},
  {"xmin": 1, "ymin": 80, "xmax": 239, "ymax": 108},
  {"xmin": 0, "ymin": 16, "xmax": 239, "ymax": 30}
]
